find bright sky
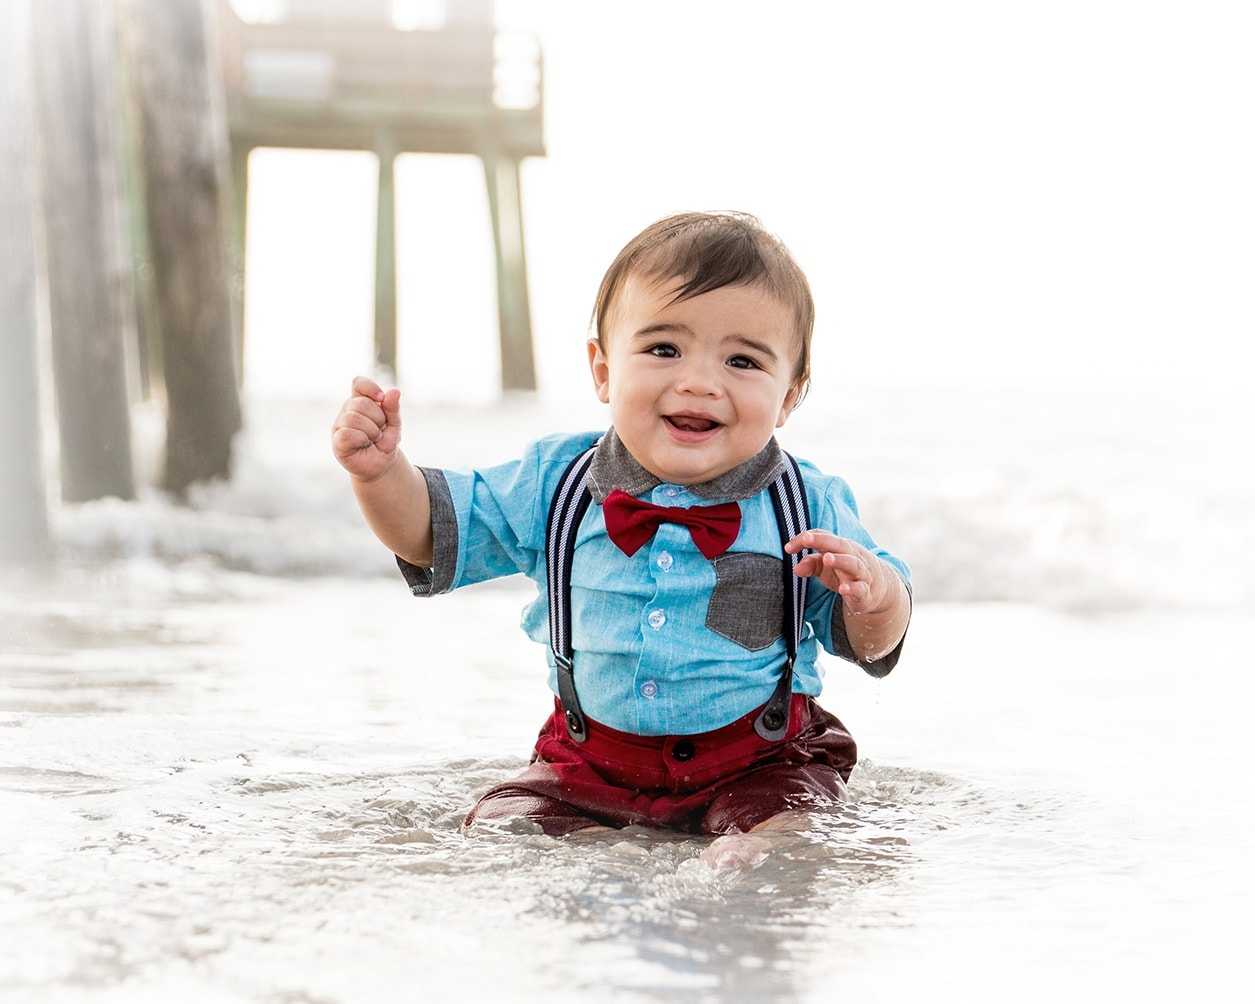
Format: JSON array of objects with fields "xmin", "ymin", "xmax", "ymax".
[{"xmin": 243, "ymin": 1, "xmax": 1255, "ymax": 403}]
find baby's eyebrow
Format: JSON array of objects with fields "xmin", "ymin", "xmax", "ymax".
[
  {"xmin": 728, "ymin": 335, "xmax": 779, "ymax": 361},
  {"xmin": 633, "ymin": 322, "xmax": 692, "ymax": 339}
]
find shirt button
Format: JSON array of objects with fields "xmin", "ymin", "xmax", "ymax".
[
  {"xmin": 647, "ymin": 609, "xmax": 666, "ymax": 629},
  {"xmin": 662, "ymin": 486, "xmax": 681, "ymax": 499},
  {"xmin": 640, "ymin": 681, "xmax": 659, "ymax": 699},
  {"xmin": 656, "ymin": 551, "xmax": 673, "ymax": 571}
]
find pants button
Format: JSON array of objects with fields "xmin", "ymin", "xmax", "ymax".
[{"xmin": 671, "ymin": 739, "xmax": 696, "ymax": 762}]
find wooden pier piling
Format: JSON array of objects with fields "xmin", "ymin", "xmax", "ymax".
[
  {"xmin": 0, "ymin": 0, "xmax": 49, "ymax": 564},
  {"xmin": 33, "ymin": 0, "xmax": 138, "ymax": 504},
  {"xmin": 120, "ymin": 0, "xmax": 242, "ymax": 495}
]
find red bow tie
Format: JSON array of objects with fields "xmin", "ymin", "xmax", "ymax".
[{"xmin": 601, "ymin": 490, "xmax": 742, "ymax": 559}]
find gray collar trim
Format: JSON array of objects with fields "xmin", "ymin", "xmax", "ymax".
[{"xmin": 585, "ymin": 427, "xmax": 787, "ymax": 503}]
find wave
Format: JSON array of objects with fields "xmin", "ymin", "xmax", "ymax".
[{"xmin": 35, "ymin": 387, "xmax": 1255, "ymax": 612}]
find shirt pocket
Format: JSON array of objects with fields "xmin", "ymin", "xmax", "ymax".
[{"xmin": 706, "ymin": 552, "xmax": 784, "ymax": 651}]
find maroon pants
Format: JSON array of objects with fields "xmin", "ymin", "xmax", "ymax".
[{"xmin": 464, "ymin": 695, "xmax": 858, "ymax": 836}]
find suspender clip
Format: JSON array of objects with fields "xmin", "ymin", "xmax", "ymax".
[
  {"xmin": 553, "ymin": 653, "xmax": 588, "ymax": 741},
  {"xmin": 753, "ymin": 658, "xmax": 795, "ymax": 741}
]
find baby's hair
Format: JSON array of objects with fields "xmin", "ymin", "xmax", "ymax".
[{"xmin": 589, "ymin": 211, "xmax": 814, "ymax": 393}]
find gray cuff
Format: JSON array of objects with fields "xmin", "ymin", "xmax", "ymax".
[{"xmin": 396, "ymin": 467, "xmax": 458, "ymax": 596}]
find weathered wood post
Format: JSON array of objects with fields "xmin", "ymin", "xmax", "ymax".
[
  {"xmin": 229, "ymin": 141, "xmax": 250, "ymax": 378},
  {"xmin": 374, "ymin": 130, "xmax": 398, "ymax": 374},
  {"xmin": 0, "ymin": 0, "xmax": 50, "ymax": 564},
  {"xmin": 120, "ymin": 0, "xmax": 242, "ymax": 495},
  {"xmin": 483, "ymin": 148, "xmax": 537, "ymax": 391},
  {"xmin": 32, "ymin": 0, "xmax": 137, "ymax": 503}
]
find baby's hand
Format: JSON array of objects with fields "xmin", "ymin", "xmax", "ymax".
[
  {"xmin": 784, "ymin": 530, "xmax": 899, "ymax": 615},
  {"xmin": 331, "ymin": 375, "xmax": 402, "ymax": 481}
]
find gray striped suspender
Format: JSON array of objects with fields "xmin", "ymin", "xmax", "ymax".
[
  {"xmin": 546, "ymin": 447, "xmax": 811, "ymax": 743},
  {"xmin": 545, "ymin": 447, "xmax": 597, "ymax": 742}
]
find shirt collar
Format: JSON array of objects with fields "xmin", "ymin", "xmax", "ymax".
[{"xmin": 585, "ymin": 427, "xmax": 787, "ymax": 503}]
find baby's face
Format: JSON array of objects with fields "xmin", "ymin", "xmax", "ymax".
[{"xmin": 588, "ymin": 274, "xmax": 803, "ymax": 486}]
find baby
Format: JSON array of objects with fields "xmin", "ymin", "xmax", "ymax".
[{"xmin": 332, "ymin": 211, "xmax": 910, "ymax": 863}]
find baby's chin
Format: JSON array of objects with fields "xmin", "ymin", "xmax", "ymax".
[{"xmin": 639, "ymin": 455, "xmax": 744, "ymax": 489}]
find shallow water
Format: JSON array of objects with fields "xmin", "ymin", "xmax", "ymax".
[
  {"xmin": 3, "ymin": 567, "xmax": 1251, "ymax": 1003},
  {"xmin": 3, "ymin": 388, "xmax": 1252, "ymax": 1001}
]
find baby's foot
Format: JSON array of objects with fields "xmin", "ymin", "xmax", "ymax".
[
  {"xmin": 699, "ymin": 832, "xmax": 774, "ymax": 871},
  {"xmin": 699, "ymin": 811, "xmax": 814, "ymax": 870}
]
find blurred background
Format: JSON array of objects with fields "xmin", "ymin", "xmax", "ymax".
[
  {"xmin": 3, "ymin": 7, "xmax": 1254, "ymax": 997},
  {"xmin": 244, "ymin": 0, "xmax": 1255, "ymax": 402},
  {"xmin": 2, "ymin": 0, "xmax": 1252, "ymax": 607}
]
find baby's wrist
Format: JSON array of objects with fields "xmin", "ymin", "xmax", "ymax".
[
  {"xmin": 350, "ymin": 453, "xmax": 399, "ymax": 484},
  {"xmin": 862, "ymin": 564, "xmax": 903, "ymax": 617}
]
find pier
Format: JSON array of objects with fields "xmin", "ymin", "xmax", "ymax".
[{"xmin": 1, "ymin": 0, "xmax": 544, "ymax": 563}]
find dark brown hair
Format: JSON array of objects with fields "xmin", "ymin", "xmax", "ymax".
[{"xmin": 589, "ymin": 211, "xmax": 815, "ymax": 391}]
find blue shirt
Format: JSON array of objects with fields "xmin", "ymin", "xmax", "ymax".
[{"xmin": 398, "ymin": 429, "xmax": 910, "ymax": 736}]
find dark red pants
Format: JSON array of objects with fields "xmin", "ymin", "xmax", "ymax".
[{"xmin": 464, "ymin": 695, "xmax": 858, "ymax": 836}]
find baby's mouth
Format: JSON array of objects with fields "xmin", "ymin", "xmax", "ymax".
[{"xmin": 665, "ymin": 415, "xmax": 720, "ymax": 434}]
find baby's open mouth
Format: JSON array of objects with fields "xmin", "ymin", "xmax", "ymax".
[{"xmin": 666, "ymin": 415, "xmax": 720, "ymax": 433}]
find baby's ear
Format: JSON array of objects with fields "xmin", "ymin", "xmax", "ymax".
[
  {"xmin": 776, "ymin": 379, "xmax": 806, "ymax": 427},
  {"xmin": 588, "ymin": 338, "xmax": 611, "ymax": 403}
]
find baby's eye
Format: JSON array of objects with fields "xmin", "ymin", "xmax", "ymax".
[
  {"xmin": 727, "ymin": 355, "xmax": 759, "ymax": 370},
  {"xmin": 647, "ymin": 343, "xmax": 678, "ymax": 358}
]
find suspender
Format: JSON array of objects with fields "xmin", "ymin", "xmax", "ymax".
[
  {"xmin": 545, "ymin": 448, "xmax": 597, "ymax": 741},
  {"xmin": 545, "ymin": 446, "xmax": 811, "ymax": 744},
  {"xmin": 758, "ymin": 451, "xmax": 811, "ymax": 740}
]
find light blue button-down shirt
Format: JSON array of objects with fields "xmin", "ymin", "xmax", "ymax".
[{"xmin": 398, "ymin": 429, "xmax": 910, "ymax": 736}]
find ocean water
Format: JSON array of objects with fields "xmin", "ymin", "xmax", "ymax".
[{"xmin": 2, "ymin": 386, "xmax": 1252, "ymax": 1003}]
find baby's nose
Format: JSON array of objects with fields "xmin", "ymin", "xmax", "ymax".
[{"xmin": 674, "ymin": 358, "xmax": 722, "ymax": 395}]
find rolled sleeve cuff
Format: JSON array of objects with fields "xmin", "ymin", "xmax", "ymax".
[{"xmin": 395, "ymin": 466, "xmax": 458, "ymax": 596}]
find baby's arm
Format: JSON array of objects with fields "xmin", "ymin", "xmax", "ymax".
[
  {"xmin": 784, "ymin": 530, "xmax": 910, "ymax": 663},
  {"xmin": 331, "ymin": 376, "xmax": 433, "ymax": 568}
]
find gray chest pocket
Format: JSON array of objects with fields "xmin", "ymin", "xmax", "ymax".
[{"xmin": 705, "ymin": 552, "xmax": 785, "ymax": 651}]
